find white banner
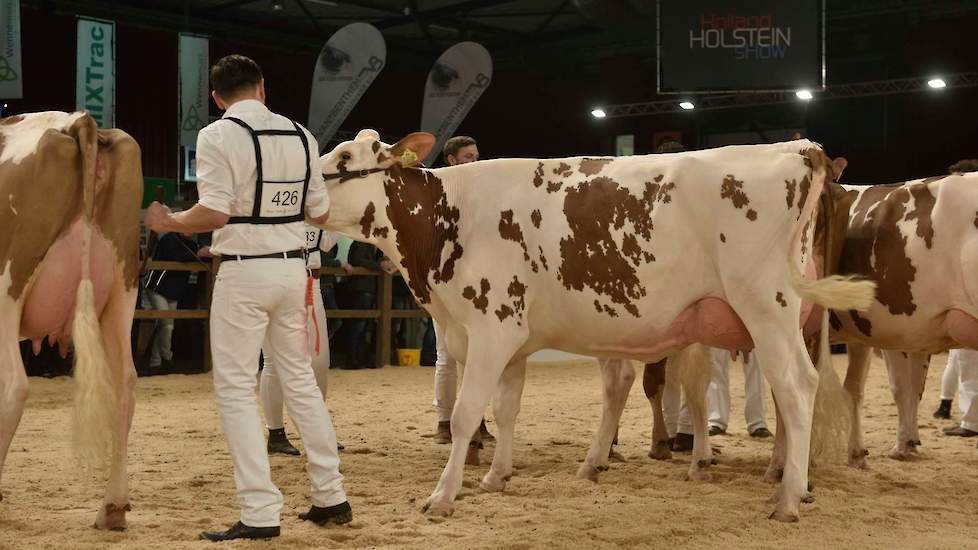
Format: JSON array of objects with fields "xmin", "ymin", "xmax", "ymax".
[
  {"xmin": 179, "ymin": 34, "xmax": 209, "ymax": 148},
  {"xmin": 0, "ymin": 0, "xmax": 22, "ymax": 99},
  {"xmin": 420, "ymin": 42, "xmax": 492, "ymax": 166},
  {"xmin": 76, "ymin": 17, "xmax": 115, "ymax": 127},
  {"xmin": 308, "ymin": 23, "xmax": 386, "ymax": 151}
]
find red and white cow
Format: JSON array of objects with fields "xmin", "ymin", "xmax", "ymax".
[
  {"xmin": 829, "ymin": 174, "xmax": 978, "ymax": 466},
  {"xmin": 316, "ymin": 130, "xmax": 874, "ymax": 521},
  {"xmin": 0, "ymin": 112, "xmax": 143, "ymax": 529}
]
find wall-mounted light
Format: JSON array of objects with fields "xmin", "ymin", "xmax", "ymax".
[
  {"xmin": 796, "ymin": 90, "xmax": 813, "ymax": 100},
  {"xmin": 679, "ymin": 101, "xmax": 694, "ymax": 110}
]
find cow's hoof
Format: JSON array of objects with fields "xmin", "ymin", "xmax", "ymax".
[
  {"xmin": 465, "ymin": 446, "xmax": 480, "ymax": 466},
  {"xmin": 480, "ymin": 471, "xmax": 510, "ymax": 493},
  {"xmin": 763, "ymin": 467, "xmax": 784, "ymax": 484},
  {"xmin": 94, "ymin": 502, "xmax": 130, "ymax": 531},
  {"xmin": 608, "ymin": 450, "xmax": 626, "ymax": 463},
  {"xmin": 648, "ymin": 442, "xmax": 672, "ymax": 461},
  {"xmin": 888, "ymin": 448, "xmax": 914, "ymax": 461},
  {"xmin": 686, "ymin": 462, "xmax": 712, "ymax": 482},
  {"xmin": 801, "ymin": 492, "xmax": 815, "ymax": 504},
  {"xmin": 421, "ymin": 499, "xmax": 454, "ymax": 518},
  {"xmin": 768, "ymin": 510, "xmax": 800, "ymax": 523},
  {"xmin": 576, "ymin": 462, "xmax": 607, "ymax": 482}
]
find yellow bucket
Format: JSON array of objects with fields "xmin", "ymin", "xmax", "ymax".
[{"xmin": 397, "ymin": 348, "xmax": 421, "ymax": 366}]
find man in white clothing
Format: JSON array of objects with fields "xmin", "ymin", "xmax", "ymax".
[
  {"xmin": 145, "ymin": 54, "xmax": 351, "ymax": 542},
  {"xmin": 941, "ymin": 349, "xmax": 978, "ymax": 437}
]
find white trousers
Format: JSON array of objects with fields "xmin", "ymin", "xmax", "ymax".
[
  {"xmin": 941, "ymin": 352, "xmax": 961, "ymax": 401},
  {"xmin": 948, "ymin": 349, "xmax": 978, "ymax": 431},
  {"xmin": 260, "ymin": 278, "xmax": 330, "ymax": 430},
  {"xmin": 210, "ymin": 259, "xmax": 345, "ymax": 527},
  {"xmin": 677, "ymin": 348, "xmax": 767, "ymax": 434},
  {"xmin": 431, "ymin": 319, "xmax": 458, "ymax": 423},
  {"xmin": 146, "ymin": 290, "xmax": 177, "ymax": 366}
]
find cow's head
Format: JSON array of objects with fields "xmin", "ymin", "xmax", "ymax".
[{"xmin": 319, "ymin": 129, "xmax": 435, "ymax": 238}]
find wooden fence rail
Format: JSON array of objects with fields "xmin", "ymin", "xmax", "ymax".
[{"xmin": 135, "ymin": 259, "xmax": 429, "ymax": 370}]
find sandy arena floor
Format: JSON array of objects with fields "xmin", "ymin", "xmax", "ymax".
[{"xmin": 3, "ymin": 353, "xmax": 978, "ymax": 549}]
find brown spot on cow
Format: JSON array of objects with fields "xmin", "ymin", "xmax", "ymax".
[
  {"xmin": 624, "ymin": 303, "xmax": 640, "ymax": 317},
  {"xmin": 578, "ymin": 158, "xmax": 613, "ymax": 176},
  {"xmin": 462, "ymin": 278, "xmax": 491, "ymax": 314},
  {"xmin": 776, "ymin": 292, "xmax": 787, "ymax": 307},
  {"xmin": 359, "ymin": 202, "xmax": 376, "ymax": 239},
  {"xmin": 849, "ymin": 310, "xmax": 873, "ymax": 336},
  {"xmin": 720, "ymin": 233, "xmax": 726, "ymax": 243},
  {"xmin": 499, "ymin": 210, "xmax": 531, "ymax": 261},
  {"xmin": 495, "ymin": 304, "xmax": 514, "ymax": 322},
  {"xmin": 371, "ymin": 141, "xmax": 381, "ymax": 154},
  {"xmin": 554, "ymin": 162, "xmax": 573, "ymax": 177},
  {"xmin": 538, "ymin": 246, "xmax": 549, "ymax": 271},
  {"xmin": 602, "ymin": 304, "xmax": 618, "ymax": 317},
  {"xmin": 532, "ymin": 162, "xmax": 545, "ymax": 188},
  {"xmin": 785, "ymin": 179, "xmax": 797, "ymax": 209},
  {"xmin": 546, "ymin": 180, "xmax": 563, "ymax": 193},
  {"xmin": 507, "ymin": 276, "xmax": 527, "ymax": 318},
  {"xmin": 558, "ymin": 176, "xmax": 660, "ymax": 317},
  {"xmin": 372, "ymin": 226, "xmax": 389, "ymax": 239},
  {"xmin": 531, "ymin": 209, "xmax": 542, "ymax": 228},
  {"xmin": 531, "ymin": 260, "xmax": 539, "ymax": 273},
  {"xmin": 384, "ymin": 167, "xmax": 463, "ymax": 304},
  {"xmin": 796, "ymin": 175, "xmax": 812, "ymax": 219},
  {"xmin": 904, "ymin": 183, "xmax": 936, "ymax": 249},
  {"xmin": 593, "ymin": 300, "xmax": 602, "ymax": 313},
  {"xmin": 720, "ymin": 175, "xmax": 756, "ymax": 220},
  {"xmin": 840, "ymin": 184, "xmax": 917, "ymax": 316},
  {"xmin": 829, "ymin": 310, "xmax": 842, "ymax": 331}
]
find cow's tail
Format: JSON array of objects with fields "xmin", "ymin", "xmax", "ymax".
[
  {"xmin": 787, "ymin": 147, "xmax": 876, "ymax": 312},
  {"xmin": 69, "ymin": 114, "xmax": 115, "ymax": 474},
  {"xmin": 810, "ymin": 310, "xmax": 850, "ymax": 462}
]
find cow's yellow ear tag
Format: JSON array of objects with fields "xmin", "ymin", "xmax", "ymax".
[{"xmin": 400, "ymin": 148, "xmax": 418, "ymax": 168}]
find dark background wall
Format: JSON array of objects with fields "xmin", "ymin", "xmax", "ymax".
[{"xmin": 8, "ymin": 4, "xmax": 978, "ymax": 185}]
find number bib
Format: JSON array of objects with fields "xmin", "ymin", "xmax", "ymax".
[{"xmin": 258, "ymin": 181, "xmax": 304, "ymax": 219}]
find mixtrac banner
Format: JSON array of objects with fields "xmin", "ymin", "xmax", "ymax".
[
  {"xmin": 0, "ymin": 0, "xmax": 22, "ymax": 99},
  {"xmin": 419, "ymin": 41, "xmax": 492, "ymax": 167},
  {"xmin": 76, "ymin": 17, "xmax": 115, "ymax": 127},
  {"xmin": 658, "ymin": 0, "xmax": 823, "ymax": 93}
]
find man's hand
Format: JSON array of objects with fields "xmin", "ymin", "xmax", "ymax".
[
  {"xmin": 144, "ymin": 201, "xmax": 172, "ymax": 233},
  {"xmin": 197, "ymin": 246, "xmax": 213, "ymax": 259},
  {"xmin": 341, "ymin": 262, "xmax": 354, "ymax": 276}
]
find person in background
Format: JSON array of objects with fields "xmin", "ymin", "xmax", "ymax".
[
  {"xmin": 428, "ymin": 136, "xmax": 493, "ymax": 444},
  {"xmin": 344, "ymin": 241, "xmax": 384, "ymax": 369},
  {"xmin": 144, "ymin": 230, "xmax": 210, "ymax": 373}
]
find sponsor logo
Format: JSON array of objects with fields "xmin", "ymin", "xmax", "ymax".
[{"xmin": 689, "ymin": 13, "xmax": 792, "ymax": 60}]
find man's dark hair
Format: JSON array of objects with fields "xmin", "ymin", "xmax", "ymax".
[
  {"xmin": 443, "ymin": 136, "xmax": 477, "ymax": 159},
  {"xmin": 210, "ymin": 55, "xmax": 263, "ymax": 99},
  {"xmin": 949, "ymin": 159, "xmax": 978, "ymax": 174}
]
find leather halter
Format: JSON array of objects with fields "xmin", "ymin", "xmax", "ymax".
[{"xmin": 322, "ymin": 167, "xmax": 387, "ymax": 183}]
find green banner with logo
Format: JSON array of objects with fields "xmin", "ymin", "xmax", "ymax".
[
  {"xmin": 0, "ymin": 0, "xmax": 22, "ymax": 99},
  {"xmin": 179, "ymin": 33, "xmax": 208, "ymax": 148},
  {"xmin": 76, "ymin": 17, "xmax": 115, "ymax": 127}
]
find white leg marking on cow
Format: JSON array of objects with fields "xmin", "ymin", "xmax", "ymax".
[
  {"xmin": 883, "ymin": 350, "xmax": 928, "ymax": 461},
  {"xmin": 481, "ymin": 359, "xmax": 527, "ymax": 493},
  {"xmin": 0, "ymin": 277, "xmax": 28, "ymax": 502},
  {"xmin": 577, "ymin": 358, "xmax": 635, "ymax": 482},
  {"xmin": 765, "ymin": 398, "xmax": 787, "ymax": 483},
  {"xmin": 843, "ymin": 343, "xmax": 873, "ymax": 469}
]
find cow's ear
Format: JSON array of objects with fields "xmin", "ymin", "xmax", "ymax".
[
  {"xmin": 391, "ymin": 132, "xmax": 436, "ymax": 168},
  {"xmin": 830, "ymin": 157, "xmax": 848, "ymax": 181}
]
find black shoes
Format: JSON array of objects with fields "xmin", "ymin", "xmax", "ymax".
[
  {"xmin": 934, "ymin": 399, "xmax": 952, "ymax": 419},
  {"xmin": 479, "ymin": 419, "xmax": 495, "ymax": 441},
  {"xmin": 750, "ymin": 427, "xmax": 773, "ymax": 438},
  {"xmin": 267, "ymin": 428, "xmax": 301, "ymax": 456},
  {"xmin": 942, "ymin": 425, "xmax": 978, "ymax": 437},
  {"xmin": 671, "ymin": 432, "xmax": 694, "ymax": 452},
  {"xmin": 200, "ymin": 521, "xmax": 280, "ymax": 542},
  {"xmin": 298, "ymin": 501, "xmax": 353, "ymax": 526},
  {"xmin": 708, "ymin": 425, "xmax": 726, "ymax": 437}
]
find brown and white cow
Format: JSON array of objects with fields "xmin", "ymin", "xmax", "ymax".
[
  {"xmin": 828, "ymin": 174, "xmax": 978, "ymax": 466},
  {"xmin": 0, "ymin": 112, "xmax": 142, "ymax": 529},
  {"xmin": 316, "ymin": 130, "xmax": 874, "ymax": 521}
]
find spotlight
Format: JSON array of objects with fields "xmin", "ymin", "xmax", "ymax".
[
  {"xmin": 679, "ymin": 101, "xmax": 694, "ymax": 110},
  {"xmin": 271, "ymin": 0, "xmax": 284, "ymax": 11},
  {"xmin": 591, "ymin": 108, "xmax": 607, "ymax": 118},
  {"xmin": 927, "ymin": 78, "xmax": 946, "ymax": 89},
  {"xmin": 796, "ymin": 90, "xmax": 813, "ymax": 100}
]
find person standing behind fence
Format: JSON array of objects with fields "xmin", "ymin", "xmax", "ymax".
[
  {"xmin": 144, "ymin": 54, "xmax": 351, "ymax": 541},
  {"xmin": 144, "ymin": 231, "xmax": 210, "ymax": 373},
  {"xmin": 427, "ymin": 136, "xmax": 493, "ymax": 444},
  {"xmin": 260, "ymin": 227, "xmax": 351, "ymax": 456},
  {"xmin": 344, "ymin": 240, "xmax": 384, "ymax": 369}
]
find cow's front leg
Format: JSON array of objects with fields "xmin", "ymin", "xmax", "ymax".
[
  {"xmin": 0, "ymin": 303, "xmax": 28, "ymax": 503},
  {"xmin": 643, "ymin": 360, "xmax": 673, "ymax": 460},
  {"xmin": 843, "ymin": 343, "xmax": 872, "ymax": 468},
  {"xmin": 578, "ymin": 359, "xmax": 635, "ymax": 482},
  {"xmin": 481, "ymin": 359, "xmax": 527, "ymax": 493},
  {"xmin": 93, "ymin": 280, "xmax": 138, "ymax": 531},
  {"xmin": 423, "ymin": 331, "xmax": 522, "ymax": 518},
  {"xmin": 675, "ymin": 346, "xmax": 712, "ymax": 481},
  {"xmin": 884, "ymin": 351, "xmax": 928, "ymax": 460}
]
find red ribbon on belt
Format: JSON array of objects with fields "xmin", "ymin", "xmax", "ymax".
[{"xmin": 305, "ymin": 274, "xmax": 321, "ymax": 356}]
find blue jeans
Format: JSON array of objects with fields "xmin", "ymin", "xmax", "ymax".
[{"xmin": 345, "ymin": 292, "xmax": 375, "ymax": 367}]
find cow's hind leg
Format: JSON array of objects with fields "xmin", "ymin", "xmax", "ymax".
[
  {"xmin": 644, "ymin": 359, "xmax": 672, "ymax": 460},
  {"xmin": 843, "ymin": 343, "xmax": 872, "ymax": 469},
  {"xmin": 577, "ymin": 359, "xmax": 635, "ymax": 482},
  {"xmin": 423, "ymin": 330, "xmax": 524, "ymax": 518},
  {"xmin": 481, "ymin": 359, "xmax": 527, "ymax": 492},
  {"xmin": 93, "ymin": 279, "xmax": 138, "ymax": 530},
  {"xmin": 675, "ymin": 345, "xmax": 712, "ymax": 481},
  {"xmin": 884, "ymin": 351, "xmax": 929, "ymax": 460},
  {"xmin": 764, "ymin": 397, "xmax": 787, "ymax": 483},
  {"xmin": 0, "ymin": 309, "xmax": 28, "ymax": 503}
]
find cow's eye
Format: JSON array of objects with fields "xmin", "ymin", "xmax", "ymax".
[{"xmin": 340, "ymin": 152, "xmax": 352, "ymax": 162}]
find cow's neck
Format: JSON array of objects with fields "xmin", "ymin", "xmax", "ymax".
[{"xmin": 377, "ymin": 165, "xmax": 465, "ymax": 306}]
